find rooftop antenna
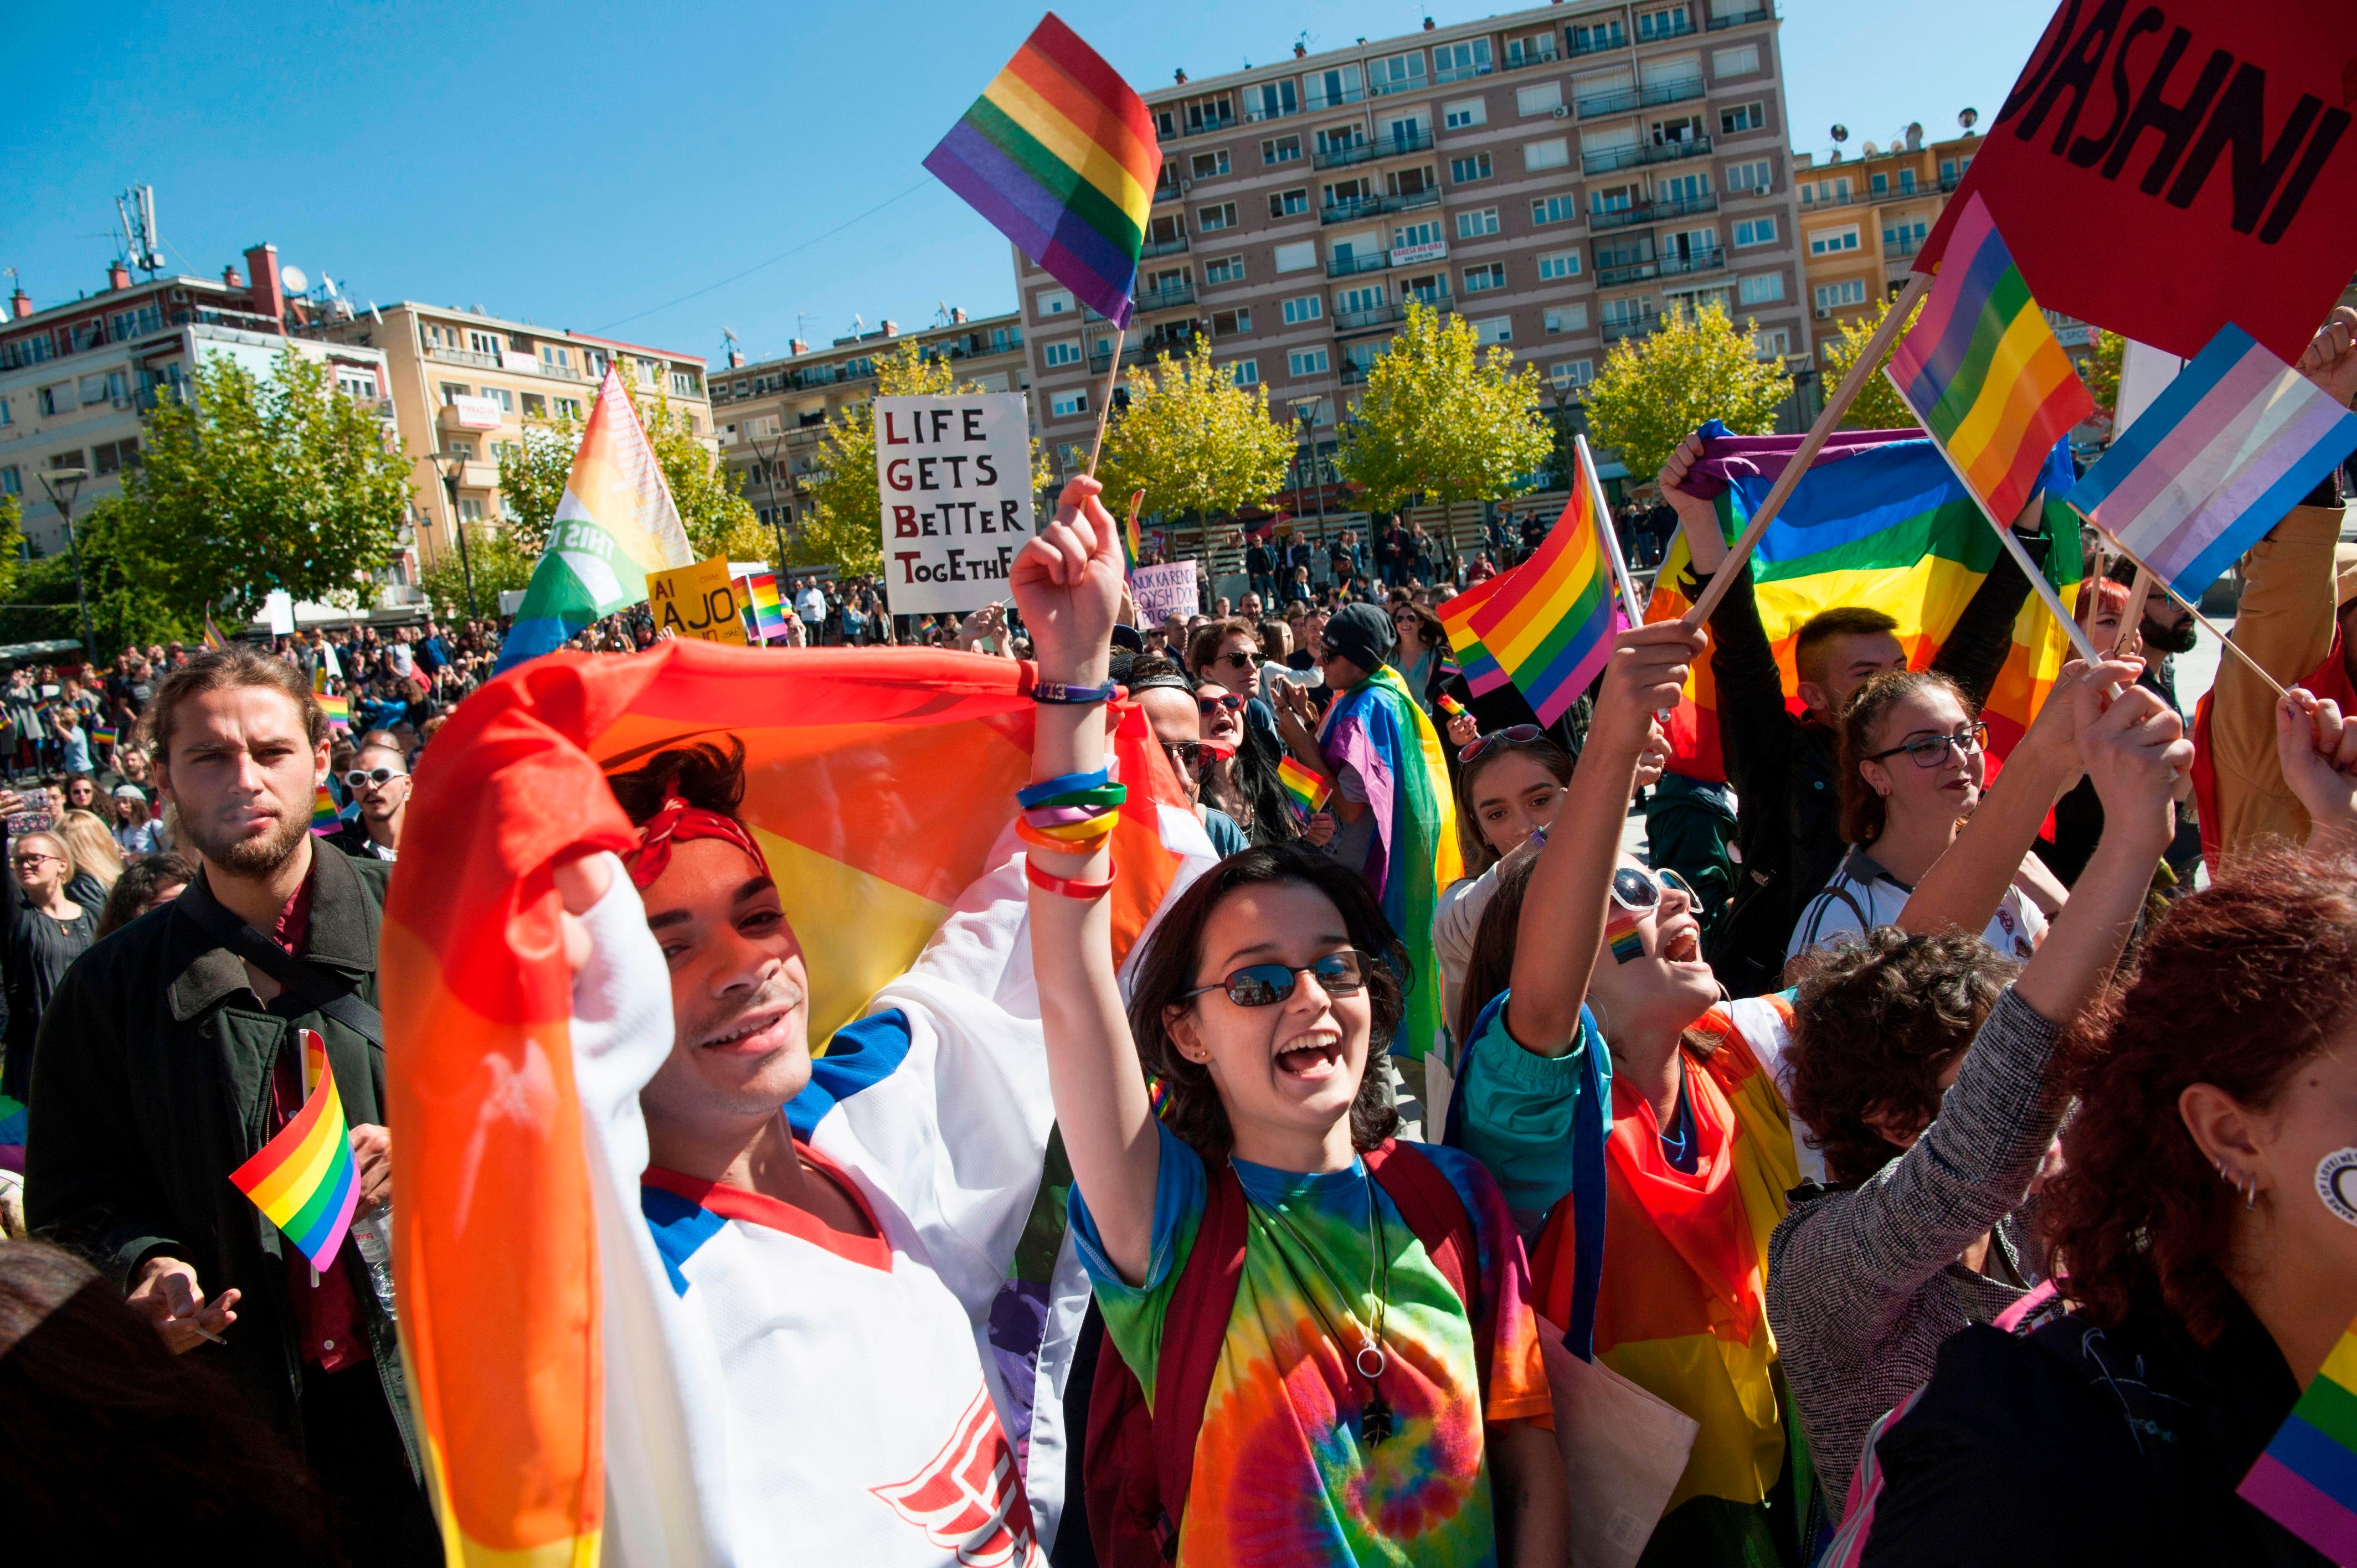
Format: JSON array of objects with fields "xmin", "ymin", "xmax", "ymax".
[{"xmin": 114, "ymin": 185, "xmax": 165, "ymax": 277}]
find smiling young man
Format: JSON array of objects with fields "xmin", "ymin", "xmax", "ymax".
[{"xmin": 23, "ymin": 648, "xmax": 432, "ymax": 1564}]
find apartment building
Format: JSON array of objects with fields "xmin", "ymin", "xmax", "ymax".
[
  {"xmin": 0, "ymin": 245, "xmax": 390, "ymax": 556},
  {"xmin": 707, "ymin": 310, "xmax": 1028, "ymax": 535},
  {"xmin": 313, "ymin": 303, "xmax": 710, "ymax": 570},
  {"xmin": 1018, "ymin": 0, "xmax": 1806, "ymax": 491}
]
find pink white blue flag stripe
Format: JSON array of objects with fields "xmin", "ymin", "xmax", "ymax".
[{"xmin": 2066, "ymin": 324, "xmax": 2357, "ymax": 600}]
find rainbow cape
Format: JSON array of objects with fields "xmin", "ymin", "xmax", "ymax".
[
  {"xmin": 1459, "ymin": 452, "xmax": 1623, "ymax": 725},
  {"xmin": 2243, "ymin": 1311, "xmax": 2357, "ymax": 1564},
  {"xmin": 496, "ymin": 367, "xmax": 694, "ymax": 674},
  {"xmin": 1644, "ymin": 421, "xmax": 2081, "ymax": 783},
  {"xmin": 1275, "ymin": 753, "xmax": 1332, "ymax": 819},
  {"xmin": 1315, "ymin": 663, "xmax": 1463, "ymax": 1059},
  {"xmin": 383, "ymin": 641, "xmax": 1199, "ymax": 1566},
  {"xmin": 228, "ymin": 1029, "xmax": 359, "ymax": 1272}
]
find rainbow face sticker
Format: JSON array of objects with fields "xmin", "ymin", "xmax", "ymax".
[{"xmin": 1605, "ymin": 909, "xmax": 1646, "ymax": 964}]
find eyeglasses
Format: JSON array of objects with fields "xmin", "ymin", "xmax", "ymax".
[
  {"xmin": 1197, "ymin": 693, "xmax": 1243, "ymax": 717},
  {"xmin": 1179, "ymin": 949, "xmax": 1371, "ymax": 1008},
  {"xmin": 1161, "ymin": 740, "xmax": 1210, "ymax": 768},
  {"xmin": 1457, "ymin": 723, "xmax": 1541, "ymax": 764},
  {"xmin": 344, "ymin": 766, "xmax": 409, "ymax": 790},
  {"xmin": 1610, "ymin": 864, "xmax": 1696, "ymax": 915},
  {"xmin": 11, "ymin": 853, "xmax": 57, "ymax": 869},
  {"xmin": 1863, "ymin": 723, "xmax": 1989, "ymax": 769}
]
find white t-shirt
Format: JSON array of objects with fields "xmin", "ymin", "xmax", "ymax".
[
  {"xmin": 799, "ymin": 587, "xmax": 827, "ymax": 623},
  {"xmin": 1786, "ymin": 847, "xmax": 2046, "ymax": 964}
]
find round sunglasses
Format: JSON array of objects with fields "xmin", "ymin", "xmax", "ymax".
[
  {"xmin": 343, "ymin": 766, "xmax": 409, "ymax": 790},
  {"xmin": 1178, "ymin": 948, "xmax": 1371, "ymax": 1008}
]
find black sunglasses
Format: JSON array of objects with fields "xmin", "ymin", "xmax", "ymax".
[
  {"xmin": 1178, "ymin": 949, "xmax": 1371, "ymax": 1008},
  {"xmin": 1864, "ymin": 722, "xmax": 1988, "ymax": 769},
  {"xmin": 1458, "ymin": 723, "xmax": 1542, "ymax": 764},
  {"xmin": 1215, "ymin": 649, "xmax": 1258, "ymax": 670}
]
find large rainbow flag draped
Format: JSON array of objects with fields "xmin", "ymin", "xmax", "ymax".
[
  {"xmin": 1644, "ymin": 421, "xmax": 2082, "ymax": 783},
  {"xmin": 1445, "ymin": 446, "xmax": 1623, "ymax": 725},
  {"xmin": 1315, "ymin": 663, "xmax": 1463, "ymax": 1060},
  {"xmin": 383, "ymin": 641, "xmax": 1197, "ymax": 1567},
  {"xmin": 228, "ymin": 1029, "xmax": 361, "ymax": 1273},
  {"xmin": 495, "ymin": 367, "xmax": 694, "ymax": 674},
  {"xmin": 923, "ymin": 13, "xmax": 1159, "ymax": 327},
  {"xmin": 1888, "ymin": 191, "xmax": 2094, "ymax": 526}
]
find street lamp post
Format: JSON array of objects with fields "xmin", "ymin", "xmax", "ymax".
[
  {"xmin": 433, "ymin": 448, "xmax": 478, "ymax": 620},
  {"xmin": 35, "ymin": 466, "xmax": 93, "ymax": 661},
  {"xmin": 748, "ymin": 427, "xmax": 790, "ymax": 572}
]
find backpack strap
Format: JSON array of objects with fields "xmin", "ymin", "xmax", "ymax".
[
  {"xmin": 1149, "ymin": 1160, "xmax": 1249, "ymax": 1553},
  {"xmin": 1364, "ymin": 1139, "xmax": 1492, "ymax": 1406}
]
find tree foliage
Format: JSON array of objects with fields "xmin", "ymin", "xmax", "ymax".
[
  {"xmin": 800, "ymin": 338, "xmax": 1052, "ymax": 579},
  {"xmin": 493, "ymin": 391, "xmax": 764, "ymax": 564},
  {"xmin": 1816, "ymin": 292, "xmax": 1928, "ymax": 432},
  {"xmin": 1336, "ymin": 300, "xmax": 1551, "ymax": 538},
  {"xmin": 112, "ymin": 345, "xmax": 411, "ymax": 618},
  {"xmin": 1095, "ymin": 337, "xmax": 1299, "ymax": 534},
  {"xmin": 2082, "ymin": 327, "xmax": 2125, "ymax": 433},
  {"xmin": 4, "ymin": 496, "xmax": 197, "ymax": 654},
  {"xmin": 415, "ymin": 524, "xmax": 541, "ymax": 621},
  {"xmin": 1584, "ymin": 301, "xmax": 1793, "ymax": 487}
]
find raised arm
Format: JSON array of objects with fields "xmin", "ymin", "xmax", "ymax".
[
  {"xmin": 2275, "ymin": 692, "xmax": 2357, "ymax": 858},
  {"xmin": 1660, "ymin": 434, "xmax": 1791, "ymax": 792},
  {"xmin": 1011, "ymin": 476, "xmax": 1161, "ymax": 1286}
]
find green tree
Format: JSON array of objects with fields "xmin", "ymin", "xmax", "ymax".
[
  {"xmin": 1584, "ymin": 301, "xmax": 1792, "ymax": 487},
  {"xmin": 114, "ymin": 345, "xmax": 411, "ymax": 618},
  {"xmin": 493, "ymin": 393, "xmax": 764, "ymax": 563},
  {"xmin": 4, "ymin": 496, "xmax": 195, "ymax": 654},
  {"xmin": 2082, "ymin": 327, "xmax": 2125, "ymax": 433},
  {"xmin": 800, "ymin": 339, "xmax": 1052, "ymax": 579},
  {"xmin": 1335, "ymin": 300, "xmax": 1552, "ymax": 549},
  {"xmin": 415, "ymin": 524, "xmax": 541, "ymax": 620},
  {"xmin": 1816, "ymin": 292, "xmax": 1928, "ymax": 431},
  {"xmin": 1095, "ymin": 337, "xmax": 1297, "ymax": 543}
]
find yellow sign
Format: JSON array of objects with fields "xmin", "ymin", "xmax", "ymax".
[{"xmin": 648, "ymin": 555, "xmax": 748, "ymax": 646}]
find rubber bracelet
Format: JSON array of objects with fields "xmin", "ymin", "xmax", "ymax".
[
  {"xmin": 1020, "ymin": 783, "xmax": 1127, "ymax": 813},
  {"xmin": 1023, "ymin": 803, "xmax": 1113, "ymax": 828},
  {"xmin": 1025, "ymin": 854, "xmax": 1116, "ymax": 899},
  {"xmin": 1018, "ymin": 769, "xmax": 1110, "ymax": 808},
  {"xmin": 1017, "ymin": 818, "xmax": 1117, "ymax": 854},
  {"xmin": 1022, "ymin": 810, "xmax": 1117, "ymax": 838},
  {"xmin": 1032, "ymin": 679, "xmax": 1121, "ymax": 705}
]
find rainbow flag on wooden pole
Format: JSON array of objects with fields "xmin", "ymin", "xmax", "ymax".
[
  {"xmin": 201, "ymin": 604, "xmax": 231, "ymax": 651},
  {"xmin": 1456, "ymin": 442, "xmax": 1624, "ymax": 725},
  {"xmin": 228, "ymin": 1029, "xmax": 360, "ymax": 1272}
]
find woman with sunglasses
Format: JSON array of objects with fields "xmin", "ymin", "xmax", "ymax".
[
  {"xmin": 1013, "ymin": 476, "xmax": 1566, "ymax": 1567},
  {"xmin": 1, "ymin": 824, "xmax": 96, "ymax": 1100},
  {"xmin": 1390, "ymin": 601, "xmax": 1452, "ymax": 719},
  {"xmin": 1788, "ymin": 670, "xmax": 2047, "ymax": 966},
  {"xmin": 1194, "ymin": 681, "xmax": 1338, "ymax": 850}
]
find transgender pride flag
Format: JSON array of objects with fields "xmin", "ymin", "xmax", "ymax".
[{"xmin": 2068, "ymin": 324, "xmax": 2357, "ymax": 601}]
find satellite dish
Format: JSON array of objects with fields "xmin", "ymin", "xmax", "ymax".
[
  {"xmin": 1861, "ymin": 141, "xmax": 1880, "ymax": 157},
  {"xmin": 279, "ymin": 264, "xmax": 309, "ymax": 295},
  {"xmin": 1959, "ymin": 107, "xmax": 1979, "ymax": 132},
  {"xmin": 1831, "ymin": 123, "xmax": 1849, "ymax": 143}
]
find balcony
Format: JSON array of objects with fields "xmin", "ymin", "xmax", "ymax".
[
  {"xmin": 1314, "ymin": 128, "xmax": 1435, "ymax": 169},
  {"xmin": 1591, "ymin": 134, "xmax": 1715, "ymax": 174},
  {"xmin": 1657, "ymin": 190, "xmax": 1720, "ymax": 220},
  {"xmin": 1938, "ymin": 168, "xmax": 1965, "ymax": 192},
  {"xmin": 1327, "ymin": 250, "xmax": 1393, "ymax": 278},
  {"xmin": 1334, "ymin": 303, "xmax": 1406, "ymax": 334},
  {"xmin": 1705, "ymin": 3, "xmax": 1777, "ymax": 28},
  {"xmin": 1884, "ymin": 231, "xmax": 1926, "ymax": 261},
  {"xmin": 1318, "ymin": 187, "xmax": 1441, "ymax": 225},
  {"xmin": 1597, "ymin": 256, "xmax": 1659, "ymax": 286},
  {"xmin": 422, "ymin": 344, "xmax": 501, "ymax": 370},
  {"xmin": 1087, "ymin": 343, "xmax": 1149, "ymax": 375},
  {"xmin": 1502, "ymin": 42, "xmax": 1561, "ymax": 71},
  {"xmin": 1154, "ymin": 181, "xmax": 1181, "ymax": 204},
  {"xmin": 1168, "ymin": 112, "xmax": 1237, "ymax": 142},
  {"xmin": 1658, "ymin": 246, "xmax": 1727, "ymax": 278},
  {"xmin": 1644, "ymin": 76, "xmax": 1707, "ymax": 108},
  {"xmin": 1135, "ymin": 280, "xmax": 1197, "ymax": 312},
  {"xmin": 1367, "ymin": 74, "xmax": 1430, "ymax": 99},
  {"xmin": 1140, "ymin": 234, "xmax": 1191, "ymax": 259},
  {"xmin": 1304, "ymin": 87, "xmax": 1366, "ymax": 110},
  {"xmin": 1340, "ymin": 359, "xmax": 1371, "ymax": 384},
  {"xmin": 1567, "ymin": 29, "xmax": 1627, "ymax": 57},
  {"xmin": 1576, "ymin": 86, "xmax": 1640, "ymax": 118},
  {"xmin": 1635, "ymin": 17, "xmax": 1698, "ymax": 43},
  {"xmin": 1602, "ymin": 311, "xmax": 1664, "ymax": 342}
]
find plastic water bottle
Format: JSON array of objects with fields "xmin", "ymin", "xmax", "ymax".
[{"xmin": 351, "ymin": 1203, "xmax": 398, "ymax": 1323}]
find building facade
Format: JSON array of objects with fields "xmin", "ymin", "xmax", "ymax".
[
  {"xmin": 1018, "ymin": 0, "xmax": 1805, "ymax": 491},
  {"xmin": 707, "ymin": 310, "xmax": 1028, "ymax": 538},
  {"xmin": 0, "ymin": 246, "xmax": 390, "ymax": 556},
  {"xmin": 313, "ymin": 303, "xmax": 711, "ymax": 570}
]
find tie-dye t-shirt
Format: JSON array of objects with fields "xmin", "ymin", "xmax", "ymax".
[{"xmin": 1070, "ymin": 1122, "xmax": 1552, "ymax": 1566}]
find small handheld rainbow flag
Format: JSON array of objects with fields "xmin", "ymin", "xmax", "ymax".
[
  {"xmin": 90, "ymin": 725, "xmax": 118, "ymax": 751},
  {"xmin": 1124, "ymin": 492, "xmax": 1144, "ymax": 570},
  {"xmin": 742, "ymin": 572, "xmax": 793, "ymax": 643},
  {"xmin": 1276, "ymin": 754, "xmax": 1332, "ymax": 819},
  {"xmin": 1459, "ymin": 445, "xmax": 1623, "ymax": 725},
  {"xmin": 202, "ymin": 604, "xmax": 232, "ymax": 651},
  {"xmin": 228, "ymin": 1030, "xmax": 359, "ymax": 1272},
  {"xmin": 1438, "ymin": 572, "xmax": 1514, "ymax": 695},
  {"xmin": 2241, "ymin": 1312, "xmax": 2357, "ymax": 1564},
  {"xmin": 317, "ymin": 694, "xmax": 352, "ymax": 733},
  {"xmin": 311, "ymin": 785, "xmax": 342, "ymax": 835}
]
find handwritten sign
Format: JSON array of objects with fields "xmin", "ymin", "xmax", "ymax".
[
  {"xmin": 1130, "ymin": 559, "xmax": 1200, "ymax": 625},
  {"xmin": 873, "ymin": 393, "xmax": 1036, "ymax": 615},
  {"xmin": 649, "ymin": 555, "xmax": 749, "ymax": 645}
]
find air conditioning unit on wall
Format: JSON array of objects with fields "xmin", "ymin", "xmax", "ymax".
[{"xmin": 1551, "ymin": 105, "xmax": 1570, "ymax": 118}]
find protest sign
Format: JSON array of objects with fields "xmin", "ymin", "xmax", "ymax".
[
  {"xmin": 1916, "ymin": 0, "xmax": 2357, "ymax": 361},
  {"xmin": 649, "ymin": 555, "xmax": 749, "ymax": 645},
  {"xmin": 873, "ymin": 393, "xmax": 1036, "ymax": 616},
  {"xmin": 1130, "ymin": 559, "xmax": 1200, "ymax": 623}
]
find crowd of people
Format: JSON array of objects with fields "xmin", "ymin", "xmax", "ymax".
[{"xmin": 0, "ymin": 311, "xmax": 2353, "ymax": 1567}]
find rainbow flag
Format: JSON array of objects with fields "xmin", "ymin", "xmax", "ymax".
[
  {"xmin": 1275, "ymin": 754, "xmax": 1332, "ymax": 819},
  {"xmin": 1461, "ymin": 450, "xmax": 1623, "ymax": 726},
  {"xmin": 310, "ymin": 785, "xmax": 342, "ymax": 835},
  {"xmin": 1644, "ymin": 422, "xmax": 2082, "ymax": 783},
  {"xmin": 382, "ymin": 642, "xmax": 1202, "ymax": 1566},
  {"xmin": 1437, "ymin": 570, "xmax": 1514, "ymax": 694},
  {"xmin": 496, "ymin": 367, "xmax": 695, "ymax": 674},
  {"xmin": 2070, "ymin": 323, "xmax": 2357, "ymax": 602},
  {"xmin": 922, "ymin": 13, "xmax": 1159, "ymax": 327},
  {"xmin": 1123, "ymin": 493, "xmax": 1144, "ymax": 571},
  {"xmin": 317, "ymin": 694, "xmax": 352, "ymax": 733},
  {"xmin": 2242, "ymin": 1312, "xmax": 2357, "ymax": 1564},
  {"xmin": 90, "ymin": 725, "xmax": 117, "ymax": 751},
  {"xmin": 0, "ymin": 1091, "xmax": 25, "ymax": 1174},
  {"xmin": 740, "ymin": 571, "xmax": 792, "ymax": 643},
  {"xmin": 228, "ymin": 1029, "xmax": 359, "ymax": 1272},
  {"xmin": 202, "ymin": 604, "xmax": 231, "ymax": 651},
  {"xmin": 1888, "ymin": 192, "xmax": 2094, "ymax": 524}
]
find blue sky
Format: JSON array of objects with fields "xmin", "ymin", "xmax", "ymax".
[{"xmin": 9, "ymin": 0, "xmax": 2055, "ymax": 364}]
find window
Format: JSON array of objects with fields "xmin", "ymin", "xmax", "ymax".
[
  {"xmin": 1229, "ymin": 359, "xmax": 1260, "ymax": 385},
  {"xmin": 1369, "ymin": 51, "xmax": 1427, "ymax": 95},
  {"xmin": 521, "ymin": 392, "xmax": 547, "ymax": 416},
  {"xmin": 1282, "ymin": 295, "xmax": 1325, "ymax": 324},
  {"xmin": 1737, "ymin": 272, "xmax": 1784, "ymax": 305},
  {"xmin": 1809, "ymin": 225, "xmax": 1860, "ymax": 256},
  {"xmin": 456, "ymin": 497, "xmax": 486, "ymax": 525},
  {"xmin": 555, "ymin": 397, "xmax": 583, "ymax": 419},
  {"xmin": 1044, "ymin": 339, "xmax": 1084, "ymax": 367},
  {"xmin": 439, "ymin": 381, "xmax": 470, "ymax": 405},
  {"xmin": 540, "ymin": 344, "xmax": 573, "ymax": 371},
  {"xmin": 1269, "ymin": 188, "xmax": 1310, "ymax": 219},
  {"xmin": 1637, "ymin": 5, "xmax": 1692, "ymax": 42},
  {"xmin": 1213, "ymin": 308, "xmax": 1254, "ymax": 335},
  {"xmin": 1050, "ymin": 389, "xmax": 1089, "ymax": 417},
  {"xmin": 1803, "ymin": 175, "xmax": 1853, "ymax": 205},
  {"xmin": 1336, "ymin": 284, "xmax": 1387, "ymax": 313},
  {"xmin": 1037, "ymin": 288, "xmax": 1075, "ymax": 317},
  {"xmin": 1199, "ymin": 202, "xmax": 1238, "ymax": 231},
  {"xmin": 1394, "ymin": 220, "xmax": 1443, "ymax": 249},
  {"xmin": 1473, "ymin": 316, "xmax": 1513, "ymax": 344},
  {"xmin": 1532, "ymin": 195, "xmax": 1579, "ymax": 225},
  {"xmin": 1206, "ymin": 254, "xmax": 1246, "ymax": 284},
  {"xmin": 1870, "ymin": 171, "xmax": 1888, "ymax": 194},
  {"xmin": 1550, "ymin": 359, "xmax": 1595, "ymax": 389},
  {"xmin": 1192, "ymin": 150, "xmax": 1231, "ymax": 179},
  {"xmin": 1516, "ymin": 81, "xmax": 1563, "ymax": 116},
  {"xmin": 1753, "ymin": 328, "xmax": 1792, "ymax": 358},
  {"xmin": 1537, "ymin": 249, "xmax": 1583, "ymax": 280},
  {"xmin": 442, "ymin": 437, "xmax": 477, "ymax": 460},
  {"xmin": 1434, "ymin": 39, "xmax": 1493, "ymax": 82},
  {"xmin": 1247, "ymin": 79, "xmax": 1299, "ymax": 121},
  {"xmin": 1288, "ymin": 348, "xmax": 1331, "ymax": 376},
  {"xmin": 1727, "ymin": 159, "xmax": 1773, "ymax": 195},
  {"xmin": 1450, "ymin": 153, "xmax": 1493, "ymax": 183},
  {"xmin": 1814, "ymin": 278, "xmax": 1868, "ymax": 310},
  {"xmin": 1306, "ymin": 64, "xmax": 1363, "ymax": 110},
  {"xmin": 1274, "ymin": 241, "xmax": 1319, "ymax": 272},
  {"xmin": 1456, "ymin": 207, "xmax": 1501, "ymax": 239},
  {"xmin": 1316, "ymin": 122, "xmax": 1367, "ymax": 158},
  {"xmin": 109, "ymin": 302, "xmax": 164, "ymax": 341},
  {"xmin": 1720, "ymin": 101, "xmax": 1763, "ymax": 135},
  {"xmin": 1444, "ymin": 98, "xmax": 1486, "ymax": 130},
  {"xmin": 1711, "ymin": 44, "xmax": 1761, "ymax": 76},
  {"xmin": 0, "ymin": 396, "xmax": 9, "ymax": 426},
  {"xmin": 1524, "ymin": 138, "xmax": 1570, "ymax": 171},
  {"xmin": 1898, "ymin": 168, "xmax": 1918, "ymax": 193},
  {"xmin": 1733, "ymin": 215, "xmax": 1778, "ymax": 247},
  {"xmin": 38, "ymin": 383, "xmax": 72, "ymax": 416},
  {"xmin": 1458, "ymin": 262, "xmax": 1502, "ymax": 295},
  {"xmin": 1263, "ymin": 135, "xmax": 1302, "ymax": 164},
  {"xmin": 482, "ymin": 385, "xmax": 514, "ymax": 412},
  {"xmin": 80, "ymin": 370, "xmax": 128, "ymax": 405},
  {"xmin": 0, "ymin": 466, "xmax": 16, "ymax": 496},
  {"xmin": 1571, "ymin": 18, "xmax": 1627, "ymax": 51},
  {"xmin": 92, "ymin": 437, "xmax": 140, "ymax": 475},
  {"xmin": 1544, "ymin": 304, "xmax": 1590, "ymax": 333},
  {"xmin": 671, "ymin": 370, "xmax": 700, "ymax": 398}
]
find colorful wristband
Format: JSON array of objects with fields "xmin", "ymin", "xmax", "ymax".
[
  {"xmin": 1021, "ymin": 783, "xmax": 1126, "ymax": 813},
  {"xmin": 1022, "ymin": 803, "xmax": 1110, "ymax": 828},
  {"xmin": 1016, "ymin": 817, "xmax": 1118, "ymax": 854},
  {"xmin": 1019, "ymin": 769, "xmax": 1110, "ymax": 808},
  {"xmin": 1025, "ymin": 854, "xmax": 1117, "ymax": 899},
  {"xmin": 1032, "ymin": 679, "xmax": 1121, "ymax": 705}
]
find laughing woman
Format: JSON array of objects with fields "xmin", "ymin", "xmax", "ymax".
[{"xmin": 1013, "ymin": 476, "xmax": 1565, "ymax": 1567}]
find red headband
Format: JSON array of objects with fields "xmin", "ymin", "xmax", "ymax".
[{"xmin": 624, "ymin": 788, "xmax": 771, "ymax": 891}]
